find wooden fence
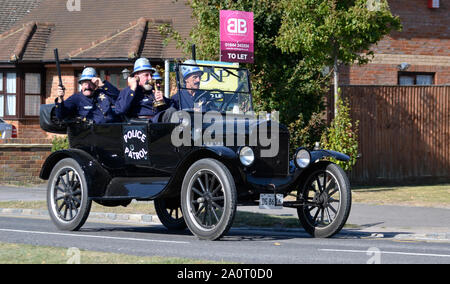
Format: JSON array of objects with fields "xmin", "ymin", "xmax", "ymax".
[{"xmin": 328, "ymin": 85, "xmax": 450, "ymax": 186}]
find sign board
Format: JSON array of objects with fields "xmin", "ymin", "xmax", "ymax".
[
  {"xmin": 123, "ymin": 125, "xmax": 149, "ymax": 164},
  {"xmin": 220, "ymin": 10, "xmax": 254, "ymax": 64},
  {"xmin": 196, "ymin": 60, "xmax": 240, "ymax": 91}
]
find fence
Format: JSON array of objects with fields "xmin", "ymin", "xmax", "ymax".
[{"xmin": 328, "ymin": 85, "xmax": 450, "ymax": 186}]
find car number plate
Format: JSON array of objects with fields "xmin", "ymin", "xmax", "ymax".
[{"xmin": 259, "ymin": 194, "xmax": 283, "ymax": 209}]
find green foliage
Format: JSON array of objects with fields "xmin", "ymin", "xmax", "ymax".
[
  {"xmin": 51, "ymin": 136, "xmax": 69, "ymax": 152},
  {"xmin": 276, "ymin": 0, "xmax": 402, "ymax": 68},
  {"xmin": 288, "ymin": 112, "xmax": 326, "ymax": 155},
  {"xmin": 160, "ymin": 0, "xmax": 327, "ymax": 126},
  {"xmin": 320, "ymin": 96, "xmax": 359, "ymax": 171}
]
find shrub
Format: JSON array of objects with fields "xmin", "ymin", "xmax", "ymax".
[
  {"xmin": 51, "ymin": 135, "xmax": 69, "ymax": 152},
  {"xmin": 288, "ymin": 112, "xmax": 326, "ymax": 156},
  {"xmin": 321, "ymin": 96, "xmax": 359, "ymax": 172}
]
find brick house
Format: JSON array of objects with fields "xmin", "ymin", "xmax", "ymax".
[
  {"xmin": 0, "ymin": 0, "xmax": 192, "ymax": 139},
  {"xmin": 340, "ymin": 0, "xmax": 449, "ymax": 86}
]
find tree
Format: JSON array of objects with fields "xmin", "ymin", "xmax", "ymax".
[
  {"xmin": 161, "ymin": 0, "xmax": 327, "ymax": 126},
  {"xmin": 275, "ymin": 0, "xmax": 401, "ymax": 116}
]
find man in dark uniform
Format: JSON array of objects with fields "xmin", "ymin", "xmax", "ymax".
[
  {"xmin": 114, "ymin": 58, "xmax": 173, "ymax": 122},
  {"xmin": 171, "ymin": 60, "xmax": 205, "ymax": 111},
  {"xmin": 55, "ymin": 67, "xmax": 120, "ymax": 123}
]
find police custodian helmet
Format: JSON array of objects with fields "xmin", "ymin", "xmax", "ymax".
[
  {"xmin": 181, "ymin": 60, "xmax": 204, "ymax": 79},
  {"xmin": 131, "ymin": 58, "xmax": 156, "ymax": 76},
  {"xmin": 78, "ymin": 67, "xmax": 97, "ymax": 83}
]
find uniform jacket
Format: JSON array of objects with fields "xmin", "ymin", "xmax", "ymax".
[
  {"xmin": 55, "ymin": 81, "xmax": 120, "ymax": 123},
  {"xmin": 115, "ymin": 86, "xmax": 174, "ymax": 121}
]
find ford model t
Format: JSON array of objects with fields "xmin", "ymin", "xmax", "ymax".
[{"xmin": 39, "ymin": 60, "xmax": 352, "ymax": 240}]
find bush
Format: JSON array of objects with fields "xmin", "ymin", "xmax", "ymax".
[
  {"xmin": 320, "ymin": 96, "xmax": 359, "ymax": 172},
  {"xmin": 288, "ymin": 112, "xmax": 326, "ymax": 155},
  {"xmin": 51, "ymin": 136, "xmax": 69, "ymax": 152}
]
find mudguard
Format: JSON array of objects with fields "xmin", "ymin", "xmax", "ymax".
[
  {"xmin": 40, "ymin": 149, "xmax": 111, "ymax": 197},
  {"xmin": 310, "ymin": 149, "xmax": 350, "ymax": 163}
]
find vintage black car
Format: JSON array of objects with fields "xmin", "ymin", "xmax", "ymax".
[{"xmin": 39, "ymin": 61, "xmax": 352, "ymax": 240}]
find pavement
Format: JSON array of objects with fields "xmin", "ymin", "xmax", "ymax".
[{"xmin": 1, "ymin": 184, "xmax": 450, "ymax": 242}]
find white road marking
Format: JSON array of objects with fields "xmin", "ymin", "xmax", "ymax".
[
  {"xmin": 319, "ymin": 248, "xmax": 450, "ymax": 258},
  {"xmin": 0, "ymin": 228, "xmax": 189, "ymax": 244}
]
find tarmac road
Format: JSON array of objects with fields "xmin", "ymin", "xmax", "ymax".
[{"xmin": 0, "ymin": 185, "xmax": 450, "ymax": 264}]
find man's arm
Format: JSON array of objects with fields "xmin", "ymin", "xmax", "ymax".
[
  {"xmin": 114, "ymin": 77, "xmax": 138, "ymax": 116},
  {"xmin": 54, "ymin": 88, "xmax": 78, "ymax": 120}
]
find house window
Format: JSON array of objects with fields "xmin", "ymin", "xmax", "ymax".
[
  {"xmin": 0, "ymin": 72, "xmax": 17, "ymax": 117},
  {"xmin": 0, "ymin": 70, "xmax": 43, "ymax": 118},
  {"xmin": 399, "ymin": 72, "xmax": 434, "ymax": 86},
  {"xmin": 77, "ymin": 68, "xmax": 129, "ymax": 91},
  {"xmin": 24, "ymin": 73, "xmax": 42, "ymax": 116}
]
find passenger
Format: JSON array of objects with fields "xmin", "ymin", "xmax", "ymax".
[
  {"xmin": 114, "ymin": 58, "xmax": 173, "ymax": 122},
  {"xmin": 171, "ymin": 60, "xmax": 205, "ymax": 110},
  {"xmin": 55, "ymin": 67, "xmax": 120, "ymax": 123}
]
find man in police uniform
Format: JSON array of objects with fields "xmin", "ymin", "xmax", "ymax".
[
  {"xmin": 114, "ymin": 58, "xmax": 173, "ymax": 122},
  {"xmin": 55, "ymin": 67, "xmax": 120, "ymax": 123},
  {"xmin": 171, "ymin": 60, "xmax": 205, "ymax": 110}
]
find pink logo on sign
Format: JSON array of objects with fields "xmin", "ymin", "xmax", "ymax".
[{"xmin": 220, "ymin": 10, "xmax": 254, "ymax": 63}]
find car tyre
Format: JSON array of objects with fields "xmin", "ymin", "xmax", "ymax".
[
  {"xmin": 181, "ymin": 158, "xmax": 237, "ymax": 240},
  {"xmin": 47, "ymin": 158, "xmax": 91, "ymax": 231},
  {"xmin": 297, "ymin": 162, "xmax": 351, "ymax": 238},
  {"xmin": 154, "ymin": 197, "xmax": 187, "ymax": 230}
]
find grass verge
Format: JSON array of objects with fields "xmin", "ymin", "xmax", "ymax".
[
  {"xmin": 0, "ymin": 242, "xmax": 227, "ymax": 264},
  {"xmin": 352, "ymin": 184, "xmax": 450, "ymax": 208}
]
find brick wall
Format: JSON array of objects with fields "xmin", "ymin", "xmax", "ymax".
[
  {"xmin": 342, "ymin": 0, "xmax": 450, "ymax": 85},
  {"xmin": 0, "ymin": 138, "xmax": 52, "ymax": 185},
  {"xmin": 45, "ymin": 67, "xmax": 78, "ymax": 104}
]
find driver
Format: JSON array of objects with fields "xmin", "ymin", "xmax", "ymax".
[{"xmin": 172, "ymin": 60, "xmax": 206, "ymax": 111}]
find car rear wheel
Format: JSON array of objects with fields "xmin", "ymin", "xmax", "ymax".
[
  {"xmin": 297, "ymin": 162, "xmax": 351, "ymax": 238},
  {"xmin": 181, "ymin": 158, "xmax": 237, "ymax": 240},
  {"xmin": 154, "ymin": 197, "xmax": 187, "ymax": 230},
  {"xmin": 47, "ymin": 158, "xmax": 91, "ymax": 231}
]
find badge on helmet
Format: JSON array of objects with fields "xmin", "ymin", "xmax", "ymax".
[
  {"xmin": 78, "ymin": 67, "xmax": 97, "ymax": 83},
  {"xmin": 132, "ymin": 58, "xmax": 156, "ymax": 76},
  {"xmin": 181, "ymin": 60, "xmax": 204, "ymax": 80}
]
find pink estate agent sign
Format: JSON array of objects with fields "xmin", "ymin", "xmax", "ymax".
[{"xmin": 220, "ymin": 10, "xmax": 254, "ymax": 64}]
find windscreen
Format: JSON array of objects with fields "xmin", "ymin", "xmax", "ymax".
[{"xmin": 176, "ymin": 63, "xmax": 252, "ymax": 114}]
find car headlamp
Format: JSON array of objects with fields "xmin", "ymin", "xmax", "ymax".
[
  {"xmin": 295, "ymin": 148, "xmax": 311, "ymax": 168},
  {"xmin": 239, "ymin": 146, "xmax": 255, "ymax": 166}
]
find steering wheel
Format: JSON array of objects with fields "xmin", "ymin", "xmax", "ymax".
[{"xmin": 194, "ymin": 89, "xmax": 227, "ymax": 112}]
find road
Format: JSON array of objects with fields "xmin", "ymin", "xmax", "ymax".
[
  {"xmin": 0, "ymin": 185, "xmax": 449, "ymax": 264},
  {"xmin": 0, "ymin": 215, "xmax": 449, "ymax": 264}
]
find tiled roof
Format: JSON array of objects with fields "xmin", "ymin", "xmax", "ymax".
[
  {"xmin": 0, "ymin": 21, "xmax": 53, "ymax": 61},
  {"xmin": 0, "ymin": 0, "xmax": 42, "ymax": 34},
  {"xmin": 0, "ymin": 0, "xmax": 193, "ymax": 62}
]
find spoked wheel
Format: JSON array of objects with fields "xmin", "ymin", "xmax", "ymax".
[
  {"xmin": 47, "ymin": 158, "xmax": 91, "ymax": 231},
  {"xmin": 297, "ymin": 162, "xmax": 351, "ymax": 238},
  {"xmin": 181, "ymin": 159, "xmax": 237, "ymax": 240},
  {"xmin": 154, "ymin": 197, "xmax": 187, "ymax": 230}
]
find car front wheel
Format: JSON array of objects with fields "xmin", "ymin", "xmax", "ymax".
[
  {"xmin": 181, "ymin": 158, "xmax": 237, "ymax": 240},
  {"xmin": 297, "ymin": 162, "xmax": 351, "ymax": 238}
]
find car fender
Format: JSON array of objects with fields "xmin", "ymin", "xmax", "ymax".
[
  {"xmin": 160, "ymin": 146, "xmax": 241, "ymax": 198},
  {"xmin": 310, "ymin": 149, "xmax": 350, "ymax": 163},
  {"xmin": 40, "ymin": 149, "xmax": 111, "ymax": 197}
]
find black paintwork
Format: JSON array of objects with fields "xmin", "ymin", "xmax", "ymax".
[{"xmin": 39, "ymin": 65, "xmax": 350, "ymax": 204}]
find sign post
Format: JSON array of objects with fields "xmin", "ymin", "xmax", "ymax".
[{"xmin": 220, "ymin": 10, "xmax": 254, "ymax": 64}]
